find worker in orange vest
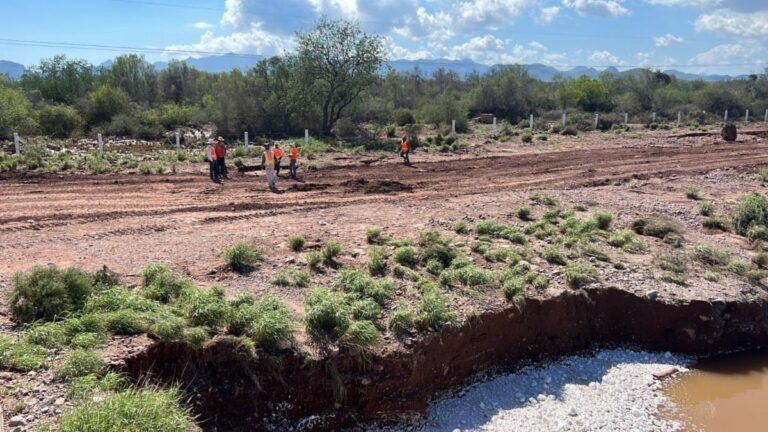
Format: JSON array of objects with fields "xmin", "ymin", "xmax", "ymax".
[
  {"xmin": 273, "ymin": 143, "xmax": 283, "ymax": 176},
  {"xmin": 399, "ymin": 134, "xmax": 410, "ymax": 166},
  {"xmin": 262, "ymin": 142, "xmax": 277, "ymax": 191},
  {"xmin": 288, "ymin": 143, "xmax": 299, "ymax": 179},
  {"xmin": 214, "ymin": 136, "xmax": 228, "ymax": 179},
  {"xmin": 206, "ymin": 138, "xmax": 220, "ymax": 182}
]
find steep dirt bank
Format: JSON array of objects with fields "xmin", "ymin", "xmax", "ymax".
[{"xmin": 123, "ymin": 287, "xmax": 768, "ymax": 431}]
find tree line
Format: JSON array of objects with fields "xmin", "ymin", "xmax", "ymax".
[{"xmin": 1, "ymin": 18, "xmax": 767, "ymax": 143}]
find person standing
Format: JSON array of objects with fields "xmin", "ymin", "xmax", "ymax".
[
  {"xmin": 262, "ymin": 143, "xmax": 277, "ymax": 191},
  {"xmin": 214, "ymin": 136, "xmax": 228, "ymax": 179},
  {"xmin": 206, "ymin": 139, "xmax": 219, "ymax": 182},
  {"xmin": 399, "ymin": 134, "xmax": 410, "ymax": 166},
  {"xmin": 273, "ymin": 143, "xmax": 283, "ymax": 176},
  {"xmin": 288, "ymin": 143, "xmax": 299, "ymax": 179}
]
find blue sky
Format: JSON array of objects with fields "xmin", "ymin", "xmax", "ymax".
[{"xmin": 1, "ymin": 0, "xmax": 766, "ymax": 75}]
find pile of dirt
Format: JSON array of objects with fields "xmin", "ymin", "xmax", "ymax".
[{"xmin": 342, "ymin": 178, "xmax": 413, "ymax": 194}]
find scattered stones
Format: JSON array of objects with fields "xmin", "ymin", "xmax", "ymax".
[
  {"xmin": 646, "ymin": 290, "xmax": 659, "ymax": 300},
  {"xmin": 653, "ymin": 367, "xmax": 679, "ymax": 379},
  {"xmin": 8, "ymin": 415, "xmax": 26, "ymax": 427}
]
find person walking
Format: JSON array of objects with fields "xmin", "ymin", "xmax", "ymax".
[
  {"xmin": 399, "ymin": 134, "xmax": 410, "ymax": 166},
  {"xmin": 262, "ymin": 143, "xmax": 277, "ymax": 191},
  {"xmin": 214, "ymin": 136, "xmax": 228, "ymax": 179},
  {"xmin": 273, "ymin": 143, "xmax": 283, "ymax": 176},
  {"xmin": 206, "ymin": 139, "xmax": 219, "ymax": 182},
  {"xmin": 288, "ymin": 143, "xmax": 299, "ymax": 179}
]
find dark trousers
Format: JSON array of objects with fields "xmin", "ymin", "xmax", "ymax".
[
  {"xmin": 209, "ymin": 160, "xmax": 219, "ymax": 180},
  {"xmin": 275, "ymin": 157, "xmax": 282, "ymax": 175},
  {"xmin": 289, "ymin": 160, "xmax": 297, "ymax": 178},
  {"xmin": 400, "ymin": 150, "xmax": 410, "ymax": 165},
  {"xmin": 216, "ymin": 157, "xmax": 227, "ymax": 177}
]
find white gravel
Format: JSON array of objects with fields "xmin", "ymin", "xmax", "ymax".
[{"xmin": 382, "ymin": 349, "xmax": 691, "ymax": 432}]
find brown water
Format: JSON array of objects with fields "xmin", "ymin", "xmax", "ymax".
[{"xmin": 664, "ymin": 349, "xmax": 768, "ymax": 432}]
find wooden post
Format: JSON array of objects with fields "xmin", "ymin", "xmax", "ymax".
[
  {"xmin": 13, "ymin": 133, "xmax": 20, "ymax": 155},
  {"xmin": 451, "ymin": 119, "xmax": 456, "ymax": 134},
  {"xmin": 244, "ymin": 131, "xmax": 249, "ymax": 149},
  {"xmin": 529, "ymin": 114, "xmax": 533, "ymax": 130},
  {"xmin": 97, "ymin": 133, "xmax": 104, "ymax": 156},
  {"xmin": 175, "ymin": 131, "xmax": 180, "ymax": 149},
  {"xmin": 304, "ymin": 129, "xmax": 309, "ymax": 146}
]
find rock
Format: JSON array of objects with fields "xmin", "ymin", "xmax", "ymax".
[
  {"xmin": 8, "ymin": 415, "xmax": 26, "ymax": 427},
  {"xmin": 653, "ymin": 367, "xmax": 679, "ymax": 379},
  {"xmin": 54, "ymin": 397, "xmax": 65, "ymax": 406},
  {"xmin": 537, "ymin": 394, "xmax": 547, "ymax": 402},
  {"xmin": 721, "ymin": 124, "xmax": 737, "ymax": 141},
  {"xmin": 645, "ymin": 290, "xmax": 658, "ymax": 300},
  {"xmin": 284, "ymin": 256, "xmax": 295, "ymax": 264},
  {"xmin": 568, "ymin": 407, "xmax": 578, "ymax": 416}
]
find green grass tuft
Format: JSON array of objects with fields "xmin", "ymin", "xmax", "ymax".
[{"xmin": 223, "ymin": 242, "xmax": 262, "ymax": 272}]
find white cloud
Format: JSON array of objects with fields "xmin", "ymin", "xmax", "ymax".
[
  {"xmin": 455, "ymin": 0, "xmax": 535, "ymax": 28},
  {"xmin": 562, "ymin": 0, "xmax": 629, "ymax": 17},
  {"xmin": 654, "ymin": 33, "xmax": 683, "ymax": 47},
  {"xmin": 695, "ymin": 9, "xmax": 768, "ymax": 37},
  {"xmin": 164, "ymin": 26, "xmax": 293, "ymax": 58},
  {"xmin": 536, "ymin": 6, "xmax": 561, "ymax": 24},
  {"xmin": 384, "ymin": 37, "xmax": 433, "ymax": 60},
  {"xmin": 643, "ymin": 0, "xmax": 721, "ymax": 6},
  {"xmin": 193, "ymin": 22, "xmax": 215, "ymax": 30},
  {"xmin": 588, "ymin": 50, "xmax": 624, "ymax": 65},
  {"xmin": 688, "ymin": 42, "xmax": 767, "ymax": 66},
  {"xmin": 636, "ymin": 51, "xmax": 653, "ymax": 67}
]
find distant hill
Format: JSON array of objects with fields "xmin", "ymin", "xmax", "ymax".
[
  {"xmin": 0, "ymin": 60, "xmax": 25, "ymax": 79},
  {"xmin": 6, "ymin": 54, "xmax": 747, "ymax": 82}
]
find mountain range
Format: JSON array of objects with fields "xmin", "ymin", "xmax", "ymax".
[{"xmin": 0, "ymin": 54, "xmax": 747, "ymax": 82}]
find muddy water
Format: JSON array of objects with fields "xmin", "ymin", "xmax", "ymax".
[{"xmin": 664, "ymin": 349, "xmax": 768, "ymax": 432}]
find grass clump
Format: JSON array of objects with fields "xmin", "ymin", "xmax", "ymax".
[
  {"xmin": 517, "ymin": 206, "xmax": 532, "ymax": 220},
  {"xmin": 699, "ymin": 202, "xmax": 714, "ymax": 216},
  {"xmin": 632, "ymin": 215, "xmax": 683, "ymax": 239},
  {"xmin": 304, "ymin": 288, "xmax": 350, "ymax": 339},
  {"xmin": 752, "ymin": 252, "xmax": 768, "ymax": 269},
  {"xmin": 393, "ymin": 246, "xmax": 418, "ymax": 267},
  {"xmin": 531, "ymin": 194, "xmax": 558, "ymax": 206},
  {"xmin": 350, "ymin": 298, "xmax": 381, "ymax": 320},
  {"xmin": 733, "ymin": 193, "xmax": 768, "ymax": 236},
  {"xmin": 392, "ymin": 264, "xmax": 421, "ymax": 281},
  {"xmin": 321, "ymin": 241, "xmax": 343, "ymax": 265},
  {"xmin": 66, "ymin": 372, "xmax": 126, "ymax": 400},
  {"xmin": 140, "ymin": 264, "xmax": 193, "ymax": 303},
  {"xmin": 702, "ymin": 216, "xmax": 729, "ymax": 231},
  {"xmin": 223, "ymin": 242, "xmax": 262, "ymax": 272},
  {"xmin": 104, "ymin": 309, "xmax": 149, "ymax": 335},
  {"xmin": 453, "ymin": 220, "xmax": 469, "ymax": 234},
  {"xmin": 747, "ymin": 225, "xmax": 768, "ymax": 243},
  {"xmin": 692, "ymin": 244, "xmax": 731, "ymax": 267},
  {"xmin": 9, "ymin": 265, "xmax": 95, "ymax": 323},
  {"xmin": 501, "ymin": 275, "xmax": 525, "ymax": 302},
  {"xmin": 70, "ymin": 332, "xmax": 107, "ymax": 349},
  {"xmin": 388, "ymin": 302, "xmax": 414, "ymax": 333},
  {"xmin": 250, "ymin": 297, "xmax": 293, "ymax": 347},
  {"xmin": 366, "ymin": 227, "xmax": 388, "ymax": 245},
  {"xmin": 367, "ymin": 246, "xmax": 387, "ymax": 276},
  {"xmin": 475, "ymin": 220, "xmax": 505, "ymax": 237},
  {"xmin": 57, "ymin": 388, "xmax": 194, "ymax": 432},
  {"xmin": 657, "ymin": 252, "xmax": 688, "ymax": 285},
  {"xmin": 607, "ymin": 230, "xmax": 646, "ymax": 253},
  {"xmin": 541, "ymin": 246, "xmax": 568, "ymax": 265},
  {"xmin": 56, "ymin": 349, "xmax": 106, "ymax": 381},
  {"xmin": 591, "ymin": 211, "xmax": 613, "ymax": 230},
  {"xmin": 340, "ymin": 320, "xmax": 380, "ymax": 352},
  {"xmin": 336, "ymin": 267, "xmax": 392, "ymax": 304},
  {"xmin": 563, "ymin": 264, "xmax": 598, "ymax": 289},
  {"xmin": 150, "ymin": 316, "xmax": 186, "ymax": 341},
  {"xmin": 416, "ymin": 290, "xmax": 455, "ymax": 330},
  {"xmin": 271, "ymin": 268, "xmax": 311, "ymax": 287},
  {"xmin": 288, "ymin": 235, "xmax": 306, "ymax": 251},
  {"xmin": 184, "ymin": 286, "xmax": 230, "ymax": 329},
  {"xmin": 439, "ymin": 265, "xmax": 495, "ymax": 289},
  {"xmin": 25, "ymin": 322, "xmax": 68, "ymax": 348},
  {"xmin": 182, "ymin": 327, "xmax": 210, "ymax": 347},
  {"xmin": 0, "ymin": 336, "xmax": 46, "ymax": 372},
  {"xmin": 304, "ymin": 251, "xmax": 322, "ymax": 269},
  {"xmin": 685, "ymin": 187, "xmax": 701, "ymax": 200}
]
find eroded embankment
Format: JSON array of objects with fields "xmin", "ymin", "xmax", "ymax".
[{"xmin": 123, "ymin": 288, "xmax": 768, "ymax": 431}]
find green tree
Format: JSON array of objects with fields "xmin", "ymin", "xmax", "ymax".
[
  {"xmin": 86, "ymin": 85, "xmax": 130, "ymax": 124},
  {"xmin": 292, "ymin": 18, "xmax": 385, "ymax": 135},
  {"xmin": 20, "ymin": 55, "xmax": 95, "ymax": 104},
  {"xmin": 38, "ymin": 105, "xmax": 83, "ymax": 138},
  {"xmin": 0, "ymin": 78, "xmax": 37, "ymax": 138},
  {"xmin": 108, "ymin": 54, "xmax": 157, "ymax": 103}
]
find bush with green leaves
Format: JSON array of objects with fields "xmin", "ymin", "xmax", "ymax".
[
  {"xmin": 183, "ymin": 326, "xmax": 211, "ymax": 347},
  {"xmin": 541, "ymin": 246, "xmax": 568, "ymax": 265},
  {"xmin": 366, "ymin": 227, "xmax": 388, "ymax": 245},
  {"xmin": 56, "ymin": 349, "xmax": 106, "ymax": 381},
  {"xmin": 393, "ymin": 246, "xmax": 418, "ymax": 267},
  {"xmin": 305, "ymin": 251, "xmax": 322, "ymax": 269},
  {"xmin": 521, "ymin": 132, "xmax": 533, "ymax": 143},
  {"xmin": 57, "ymin": 388, "xmax": 195, "ymax": 432},
  {"xmin": 388, "ymin": 302, "xmax": 414, "ymax": 333},
  {"xmin": 692, "ymin": 244, "xmax": 731, "ymax": 267},
  {"xmin": 0, "ymin": 336, "xmax": 46, "ymax": 372},
  {"xmin": 184, "ymin": 286, "xmax": 230, "ymax": 329},
  {"xmin": 367, "ymin": 246, "xmax": 387, "ymax": 276},
  {"xmin": 563, "ymin": 264, "xmax": 598, "ymax": 288},
  {"xmin": 517, "ymin": 206, "xmax": 532, "ymax": 220},
  {"xmin": 103, "ymin": 309, "xmax": 149, "ymax": 335},
  {"xmin": 699, "ymin": 202, "xmax": 714, "ymax": 216},
  {"xmin": 272, "ymin": 268, "xmax": 311, "ymax": 287},
  {"xmin": 475, "ymin": 220, "xmax": 506, "ymax": 237},
  {"xmin": 336, "ymin": 267, "xmax": 392, "ymax": 304},
  {"xmin": 9, "ymin": 265, "xmax": 95, "ymax": 323},
  {"xmin": 140, "ymin": 264, "xmax": 193, "ymax": 304},
  {"xmin": 502, "ymin": 275, "xmax": 525, "ymax": 301},
  {"xmin": 70, "ymin": 332, "xmax": 107, "ymax": 349},
  {"xmin": 288, "ymin": 235, "xmax": 306, "ymax": 251},
  {"xmin": 150, "ymin": 316, "xmax": 186, "ymax": 341},
  {"xmin": 607, "ymin": 230, "xmax": 646, "ymax": 253},
  {"xmin": 250, "ymin": 297, "xmax": 293, "ymax": 347},
  {"xmin": 747, "ymin": 225, "xmax": 768, "ymax": 243},
  {"xmin": 733, "ymin": 193, "xmax": 768, "ymax": 236},
  {"xmin": 24, "ymin": 322, "xmax": 68, "ymax": 348},
  {"xmin": 341, "ymin": 320, "xmax": 380, "ymax": 351},
  {"xmin": 453, "ymin": 220, "xmax": 469, "ymax": 234},
  {"xmin": 591, "ymin": 211, "xmax": 613, "ymax": 230},
  {"xmin": 439, "ymin": 265, "xmax": 495, "ymax": 289},
  {"xmin": 632, "ymin": 215, "xmax": 683, "ymax": 239},
  {"xmin": 702, "ymin": 216, "xmax": 729, "ymax": 231},
  {"xmin": 304, "ymin": 288, "xmax": 350, "ymax": 339},
  {"xmin": 321, "ymin": 241, "xmax": 343, "ymax": 264},
  {"xmin": 685, "ymin": 187, "xmax": 701, "ymax": 200},
  {"xmin": 416, "ymin": 289, "xmax": 455, "ymax": 330},
  {"xmin": 752, "ymin": 252, "xmax": 768, "ymax": 270},
  {"xmin": 224, "ymin": 242, "xmax": 262, "ymax": 272},
  {"xmin": 392, "ymin": 264, "xmax": 421, "ymax": 281}
]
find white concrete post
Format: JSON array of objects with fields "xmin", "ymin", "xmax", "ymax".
[
  {"xmin": 624, "ymin": 113, "xmax": 628, "ymax": 125},
  {"xmin": 451, "ymin": 119, "xmax": 456, "ymax": 134},
  {"xmin": 244, "ymin": 131, "xmax": 249, "ymax": 149},
  {"xmin": 652, "ymin": 112, "xmax": 656, "ymax": 123},
  {"xmin": 594, "ymin": 113, "xmax": 599, "ymax": 129},
  {"xmin": 677, "ymin": 111, "xmax": 681, "ymax": 126},
  {"xmin": 97, "ymin": 133, "xmax": 104, "ymax": 156},
  {"xmin": 745, "ymin": 109, "xmax": 749, "ymax": 122},
  {"xmin": 765, "ymin": 109, "xmax": 768, "ymax": 122},
  {"xmin": 492, "ymin": 117, "xmax": 497, "ymax": 134},
  {"xmin": 529, "ymin": 114, "xmax": 534, "ymax": 130},
  {"xmin": 562, "ymin": 112, "xmax": 567, "ymax": 127},
  {"xmin": 724, "ymin": 110, "xmax": 728, "ymax": 122},
  {"xmin": 13, "ymin": 133, "xmax": 20, "ymax": 155},
  {"xmin": 304, "ymin": 129, "xmax": 309, "ymax": 146},
  {"xmin": 175, "ymin": 131, "xmax": 180, "ymax": 149}
]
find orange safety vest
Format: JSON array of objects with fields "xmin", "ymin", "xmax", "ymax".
[
  {"xmin": 273, "ymin": 148, "xmax": 283, "ymax": 158},
  {"xmin": 289, "ymin": 147, "xmax": 298, "ymax": 160},
  {"xmin": 264, "ymin": 149, "xmax": 274, "ymax": 167},
  {"xmin": 207, "ymin": 146, "xmax": 217, "ymax": 161},
  {"xmin": 400, "ymin": 139, "xmax": 409, "ymax": 151}
]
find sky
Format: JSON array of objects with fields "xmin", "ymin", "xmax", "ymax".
[{"xmin": 1, "ymin": 0, "xmax": 767, "ymax": 75}]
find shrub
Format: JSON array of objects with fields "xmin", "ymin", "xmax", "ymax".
[
  {"xmin": 475, "ymin": 220, "xmax": 505, "ymax": 236},
  {"xmin": 57, "ymin": 388, "xmax": 194, "ymax": 432},
  {"xmin": 350, "ymin": 298, "xmax": 381, "ymax": 321},
  {"xmin": 366, "ymin": 227, "xmax": 388, "ymax": 245},
  {"xmin": 56, "ymin": 349, "xmax": 106, "ymax": 381},
  {"xmin": 425, "ymin": 258, "xmax": 444, "ymax": 276},
  {"xmin": 38, "ymin": 105, "xmax": 83, "ymax": 138},
  {"xmin": 392, "ymin": 264, "xmax": 420, "ymax": 281},
  {"xmin": 521, "ymin": 133, "xmax": 533, "ymax": 143},
  {"xmin": 685, "ymin": 187, "xmax": 701, "ymax": 200},
  {"xmin": 531, "ymin": 194, "xmax": 558, "ymax": 206},
  {"xmin": 416, "ymin": 290, "xmax": 455, "ymax": 330},
  {"xmin": 367, "ymin": 246, "xmax": 387, "ymax": 276},
  {"xmin": 657, "ymin": 252, "xmax": 688, "ymax": 274},
  {"xmin": 632, "ymin": 215, "xmax": 683, "ymax": 239},
  {"xmin": 388, "ymin": 302, "xmax": 414, "ymax": 333},
  {"xmin": 563, "ymin": 264, "xmax": 598, "ymax": 288},
  {"xmin": 752, "ymin": 252, "xmax": 768, "ymax": 269},
  {"xmin": 517, "ymin": 206, "xmax": 531, "ymax": 220},
  {"xmin": 591, "ymin": 211, "xmax": 613, "ymax": 230},
  {"xmin": 580, "ymin": 244, "xmax": 611, "ymax": 262},
  {"xmin": 439, "ymin": 265, "xmax": 495, "ymax": 288},
  {"xmin": 250, "ymin": 297, "xmax": 293, "ymax": 347},
  {"xmin": 186, "ymin": 287, "xmax": 230, "ymax": 329},
  {"xmin": 224, "ymin": 242, "xmax": 262, "ymax": 272},
  {"xmin": 321, "ymin": 241, "xmax": 343, "ymax": 264},
  {"xmin": 733, "ymin": 193, "xmax": 768, "ymax": 236},
  {"xmin": 393, "ymin": 246, "xmax": 418, "ymax": 267},
  {"xmin": 453, "ymin": 220, "xmax": 469, "ymax": 234},
  {"xmin": 337, "ymin": 268, "xmax": 392, "ymax": 304},
  {"xmin": 541, "ymin": 246, "xmax": 568, "ymax": 265},
  {"xmin": 692, "ymin": 244, "xmax": 731, "ymax": 267},
  {"xmin": 150, "ymin": 316, "xmax": 186, "ymax": 341},
  {"xmin": 305, "ymin": 251, "xmax": 322, "ymax": 269},
  {"xmin": 527, "ymin": 272, "xmax": 549, "ymax": 290},
  {"xmin": 502, "ymin": 275, "xmax": 525, "ymax": 301},
  {"xmin": 341, "ymin": 320, "xmax": 380, "ymax": 351},
  {"xmin": 0, "ymin": 337, "xmax": 46, "ymax": 372},
  {"xmin": 70, "ymin": 332, "xmax": 107, "ymax": 349},
  {"xmin": 393, "ymin": 108, "xmax": 415, "ymax": 126},
  {"xmin": 727, "ymin": 260, "xmax": 747, "ymax": 275},
  {"xmin": 183, "ymin": 327, "xmax": 210, "ymax": 347},
  {"xmin": 607, "ymin": 230, "xmax": 645, "ymax": 253},
  {"xmin": 25, "ymin": 322, "xmax": 68, "ymax": 348},
  {"xmin": 288, "ymin": 235, "xmax": 306, "ymax": 251},
  {"xmin": 702, "ymin": 216, "xmax": 729, "ymax": 231},
  {"xmin": 304, "ymin": 288, "xmax": 350, "ymax": 339},
  {"xmin": 140, "ymin": 264, "xmax": 193, "ymax": 304},
  {"xmin": 9, "ymin": 265, "xmax": 95, "ymax": 323},
  {"xmin": 84, "ymin": 287, "xmax": 158, "ymax": 314},
  {"xmin": 747, "ymin": 225, "xmax": 768, "ymax": 243},
  {"xmin": 699, "ymin": 202, "xmax": 714, "ymax": 216},
  {"xmin": 104, "ymin": 309, "xmax": 149, "ymax": 335}
]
